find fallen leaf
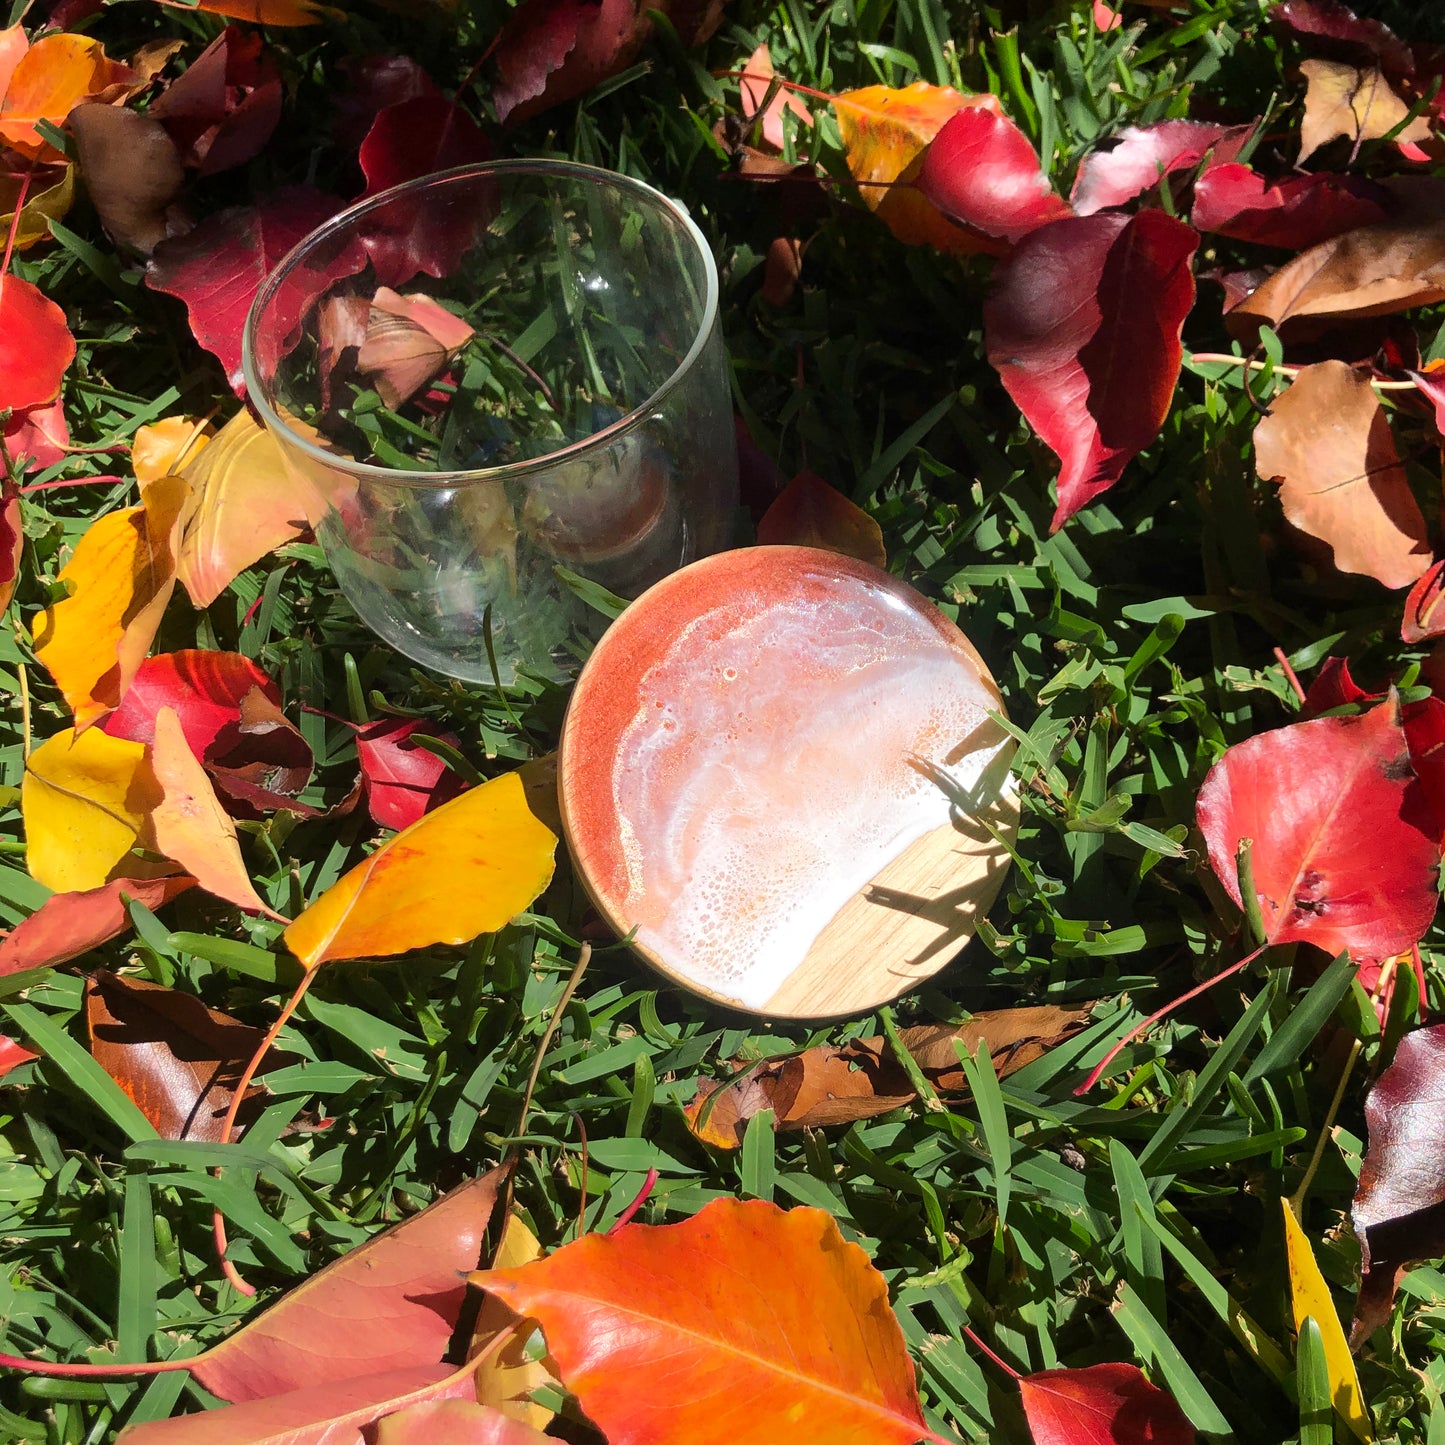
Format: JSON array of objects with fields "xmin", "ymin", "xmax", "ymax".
[
  {"xmin": 1403, "ymin": 559, "xmax": 1445, "ymax": 642},
  {"xmin": 755, "ymin": 470, "xmax": 886, "ymax": 567},
  {"xmin": 1019, "ymin": 1362, "xmax": 1196, "ymax": 1445},
  {"xmin": 0, "ymin": 273, "xmax": 75, "ymax": 411},
  {"xmin": 1281, "ymin": 1199, "xmax": 1373, "ymax": 1442},
  {"xmin": 4, "ymin": 396, "xmax": 70, "ymax": 472},
  {"xmin": 1071, "ymin": 120, "xmax": 1233, "ymax": 216},
  {"xmin": 1196, "ymin": 697, "xmax": 1441, "ymax": 959},
  {"xmin": 132, "ymin": 415, "xmax": 213, "ymax": 483},
  {"xmin": 149, "ymin": 25, "xmax": 282, "ymax": 176},
  {"xmin": 166, "ymin": 408, "xmax": 310, "ymax": 609},
  {"xmin": 358, "ymin": 95, "xmax": 490, "ymax": 197},
  {"xmin": 332, "ymin": 53, "xmax": 440, "ymax": 150},
  {"xmin": 1351, "ymin": 1022, "xmax": 1445, "ymax": 1340},
  {"xmin": 0, "ymin": 26, "xmax": 24, "ymax": 96},
  {"xmin": 32, "ymin": 474, "xmax": 190, "ymax": 732},
  {"xmin": 475, "ymin": 1198, "xmax": 940, "ymax": 1445},
  {"xmin": 357, "ymin": 287, "xmax": 476, "ymax": 409},
  {"xmin": 471, "ymin": 1214, "xmax": 557, "ymax": 1432},
  {"xmin": 0, "ymin": 1036, "xmax": 38, "ymax": 1077},
  {"xmin": 0, "ymin": 156, "xmax": 74, "ymax": 252},
  {"xmin": 1273, "ymin": 0, "xmax": 1414, "ymax": 76},
  {"xmin": 0, "ymin": 32, "xmax": 132, "ymax": 159},
  {"xmin": 0, "ymin": 876, "xmax": 195, "ymax": 976},
  {"xmin": 146, "ymin": 187, "xmax": 344, "ymax": 393},
  {"xmin": 85, "ymin": 969, "xmax": 288, "ymax": 1141},
  {"xmin": 833, "ymin": 82, "xmax": 1006, "ymax": 256},
  {"xmin": 149, "ymin": 708, "xmax": 280, "ymax": 917},
  {"xmin": 759, "ymin": 234, "xmax": 803, "ymax": 306},
  {"xmin": 68, "ymin": 104, "xmax": 185, "ymax": 256},
  {"xmin": 205, "ymin": 687, "xmax": 317, "ymax": 817},
  {"xmin": 1191, "ymin": 163, "xmax": 1390, "ymax": 251},
  {"xmin": 187, "ymin": 1170, "xmax": 505, "ymax": 1401},
  {"xmin": 373, "ymin": 1397, "xmax": 552, "ymax": 1445},
  {"xmin": 21, "ymin": 727, "xmax": 169, "ymax": 893},
  {"xmin": 103, "ymin": 651, "xmax": 280, "ymax": 758},
  {"xmin": 1298, "ymin": 60, "xmax": 1431, "ymax": 165},
  {"xmin": 915, "ymin": 105, "xmax": 1070, "ymax": 242},
  {"xmin": 492, "ymin": 0, "xmax": 651, "ymax": 126},
  {"xmin": 153, "ymin": 0, "xmax": 329, "ymax": 22},
  {"xmin": 0, "ymin": 480, "xmax": 19, "ymax": 613},
  {"xmin": 1300, "ymin": 656, "xmax": 1381, "ymax": 719},
  {"xmin": 685, "ymin": 1005, "xmax": 1089, "ymax": 1149},
  {"xmin": 983, "ymin": 209, "xmax": 1198, "ymax": 530},
  {"xmin": 355, "ymin": 718, "xmax": 465, "ymax": 832},
  {"xmin": 739, "ymin": 44, "xmax": 811, "ymax": 152},
  {"xmin": 283, "ymin": 767, "xmax": 556, "ymax": 969},
  {"xmin": 1254, "ymin": 360, "xmax": 1429, "ymax": 588}
]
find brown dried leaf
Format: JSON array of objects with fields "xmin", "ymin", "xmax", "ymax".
[
  {"xmin": 1298, "ymin": 60, "xmax": 1432, "ymax": 165},
  {"xmin": 755, "ymin": 469, "xmax": 885, "ymax": 567}
]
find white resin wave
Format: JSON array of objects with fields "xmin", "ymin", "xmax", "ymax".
[{"xmin": 612, "ymin": 575, "xmax": 1003, "ymax": 1009}]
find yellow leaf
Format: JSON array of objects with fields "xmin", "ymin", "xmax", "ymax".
[
  {"xmin": 1281, "ymin": 1199, "xmax": 1374, "ymax": 1442},
  {"xmin": 0, "ymin": 161, "xmax": 73, "ymax": 253},
  {"xmin": 472, "ymin": 1213, "xmax": 558, "ymax": 1431},
  {"xmin": 166, "ymin": 409, "xmax": 309, "ymax": 609},
  {"xmin": 1298, "ymin": 61, "xmax": 1433, "ymax": 166},
  {"xmin": 32, "ymin": 474, "xmax": 189, "ymax": 732},
  {"xmin": 283, "ymin": 769, "xmax": 557, "ymax": 969},
  {"xmin": 832, "ymin": 82, "xmax": 1004, "ymax": 255},
  {"xmin": 132, "ymin": 415, "xmax": 213, "ymax": 485},
  {"xmin": 149, "ymin": 708, "xmax": 283, "ymax": 920},
  {"xmin": 22, "ymin": 727, "xmax": 170, "ymax": 892}
]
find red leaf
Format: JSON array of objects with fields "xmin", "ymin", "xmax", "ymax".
[
  {"xmin": 333, "ymin": 53, "xmax": 440, "ymax": 150},
  {"xmin": 102, "ymin": 650, "xmax": 281, "ymax": 759},
  {"xmin": 0, "ymin": 273, "xmax": 74, "ymax": 410},
  {"xmin": 0, "ymin": 1036, "xmax": 38, "ymax": 1078},
  {"xmin": 1020, "ymin": 1363, "xmax": 1196, "ymax": 1445},
  {"xmin": 204, "ymin": 686, "xmax": 316, "ymax": 818},
  {"xmin": 492, "ymin": 0, "xmax": 651, "ymax": 125},
  {"xmin": 146, "ymin": 187, "xmax": 346, "ymax": 393},
  {"xmin": 3, "ymin": 397, "xmax": 68, "ymax": 471},
  {"xmin": 1196, "ymin": 699, "xmax": 1441, "ymax": 959},
  {"xmin": 915, "ymin": 106, "xmax": 1070, "ymax": 242},
  {"xmin": 0, "ymin": 876, "xmax": 195, "ymax": 976},
  {"xmin": 359, "ymin": 95, "xmax": 491, "ymax": 197},
  {"xmin": 1272, "ymin": 0, "xmax": 1414, "ymax": 77},
  {"xmin": 356, "ymin": 718, "xmax": 465, "ymax": 832},
  {"xmin": 983, "ymin": 209, "xmax": 1198, "ymax": 531},
  {"xmin": 149, "ymin": 24, "xmax": 283, "ymax": 177},
  {"xmin": 1071, "ymin": 120, "xmax": 1233, "ymax": 216},
  {"xmin": 1191, "ymin": 163, "xmax": 1390, "ymax": 250},
  {"xmin": 1403, "ymin": 559, "xmax": 1445, "ymax": 643},
  {"xmin": 1300, "ymin": 655, "xmax": 1382, "ymax": 719},
  {"xmin": 0, "ymin": 479, "xmax": 19, "ymax": 614},
  {"xmin": 1402, "ymin": 695, "xmax": 1445, "ymax": 830}
]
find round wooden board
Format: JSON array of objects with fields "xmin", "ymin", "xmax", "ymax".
[{"xmin": 558, "ymin": 546, "xmax": 1017, "ymax": 1019}]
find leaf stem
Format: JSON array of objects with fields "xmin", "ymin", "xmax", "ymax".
[
  {"xmin": 1273, "ymin": 646, "xmax": 1306, "ymax": 706},
  {"xmin": 959, "ymin": 1320, "xmax": 1022, "ymax": 1380},
  {"xmin": 608, "ymin": 1168, "xmax": 658, "ymax": 1235}
]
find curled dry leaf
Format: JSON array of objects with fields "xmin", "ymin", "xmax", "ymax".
[
  {"xmin": 686, "ymin": 1004, "xmax": 1089, "ymax": 1149},
  {"xmin": 68, "ymin": 103, "xmax": 185, "ymax": 255},
  {"xmin": 1254, "ymin": 361, "xmax": 1429, "ymax": 588},
  {"xmin": 1297, "ymin": 60, "xmax": 1431, "ymax": 165},
  {"xmin": 1196, "ymin": 697, "xmax": 1441, "ymax": 960},
  {"xmin": 283, "ymin": 767, "xmax": 557, "ymax": 969},
  {"xmin": 85, "ymin": 970, "xmax": 289, "ymax": 1142},
  {"xmin": 0, "ymin": 273, "xmax": 75, "ymax": 412},
  {"xmin": 1071, "ymin": 119, "xmax": 1233, "ymax": 216},
  {"xmin": 1191, "ymin": 163, "xmax": 1390, "ymax": 251},
  {"xmin": 21, "ymin": 728, "xmax": 170, "ymax": 894},
  {"xmin": 205, "ymin": 687, "xmax": 317, "ymax": 818},
  {"xmin": 1351, "ymin": 1023, "xmax": 1445, "ymax": 1341},
  {"xmin": 1402, "ymin": 559, "xmax": 1445, "ymax": 642},
  {"xmin": 32, "ymin": 474, "xmax": 189, "ymax": 733},
  {"xmin": 833, "ymin": 82, "xmax": 1006, "ymax": 256},
  {"xmin": 755, "ymin": 470, "xmax": 886, "ymax": 568},
  {"xmin": 475, "ymin": 1198, "xmax": 942, "ymax": 1445},
  {"xmin": 759, "ymin": 235, "xmax": 804, "ymax": 307},
  {"xmin": 1273, "ymin": 0, "xmax": 1414, "ymax": 74},
  {"xmin": 984, "ymin": 209, "xmax": 1198, "ymax": 530},
  {"xmin": 1019, "ymin": 1362, "xmax": 1196, "ymax": 1445},
  {"xmin": 0, "ymin": 876, "xmax": 195, "ymax": 976}
]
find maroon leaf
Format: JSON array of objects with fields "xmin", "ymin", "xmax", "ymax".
[
  {"xmin": 983, "ymin": 209, "xmax": 1198, "ymax": 531},
  {"xmin": 149, "ymin": 25, "xmax": 283, "ymax": 177},
  {"xmin": 914, "ymin": 106, "xmax": 1070, "ymax": 242},
  {"xmin": 0, "ymin": 1036, "xmax": 38, "ymax": 1078},
  {"xmin": 1300, "ymin": 655, "xmax": 1382, "ymax": 719},
  {"xmin": 103, "ymin": 650, "xmax": 281, "ymax": 759},
  {"xmin": 205, "ymin": 686, "xmax": 316, "ymax": 817},
  {"xmin": 146, "ymin": 187, "xmax": 346, "ymax": 393},
  {"xmin": 492, "ymin": 0, "xmax": 651, "ymax": 125},
  {"xmin": 1351, "ymin": 1023, "xmax": 1445, "ymax": 1340},
  {"xmin": 333, "ymin": 53, "xmax": 441, "ymax": 151},
  {"xmin": 1020, "ymin": 1363, "xmax": 1196, "ymax": 1445},
  {"xmin": 1192, "ymin": 163, "xmax": 1390, "ymax": 250},
  {"xmin": 1402, "ymin": 694, "xmax": 1445, "ymax": 832},
  {"xmin": 359, "ymin": 95, "xmax": 491, "ymax": 198},
  {"xmin": 84, "ymin": 970, "xmax": 290, "ymax": 1142},
  {"xmin": 1071, "ymin": 120, "xmax": 1233, "ymax": 216},
  {"xmin": 1196, "ymin": 698, "xmax": 1441, "ymax": 959},
  {"xmin": 0, "ymin": 876, "xmax": 195, "ymax": 976},
  {"xmin": 355, "ymin": 718, "xmax": 465, "ymax": 832},
  {"xmin": 0, "ymin": 479, "xmax": 20, "ymax": 614},
  {"xmin": 1403, "ymin": 559, "xmax": 1445, "ymax": 643},
  {"xmin": 1272, "ymin": 0, "xmax": 1414, "ymax": 77}
]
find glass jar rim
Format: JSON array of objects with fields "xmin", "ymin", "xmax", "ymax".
[{"xmin": 240, "ymin": 158, "xmax": 721, "ymax": 489}]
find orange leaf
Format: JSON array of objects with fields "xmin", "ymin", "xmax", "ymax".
[
  {"xmin": 756, "ymin": 470, "xmax": 886, "ymax": 567},
  {"xmin": 20, "ymin": 727, "xmax": 169, "ymax": 893},
  {"xmin": 282, "ymin": 768, "xmax": 557, "ymax": 969},
  {"xmin": 153, "ymin": 0, "xmax": 332, "ymax": 23},
  {"xmin": 132, "ymin": 415, "xmax": 214, "ymax": 485},
  {"xmin": 0, "ymin": 26, "xmax": 27, "ymax": 98},
  {"xmin": 149, "ymin": 708, "xmax": 284, "ymax": 918},
  {"xmin": 832, "ymin": 82, "xmax": 1003, "ymax": 256},
  {"xmin": 165, "ymin": 408, "xmax": 309, "ymax": 609},
  {"xmin": 1254, "ymin": 361, "xmax": 1430, "ymax": 589},
  {"xmin": 32, "ymin": 473, "xmax": 189, "ymax": 732},
  {"xmin": 474, "ymin": 1198, "xmax": 943, "ymax": 1445},
  {"xmin": 0, "ymin": 33, "xmax": 132, "ymax": 159}
]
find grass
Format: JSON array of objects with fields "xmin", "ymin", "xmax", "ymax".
[{"xmin": 3, "ymin": 0, "xmax": 1445, "ymax": 1440}]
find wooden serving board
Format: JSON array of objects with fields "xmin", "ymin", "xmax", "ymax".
[{"xmin": 558, "ymin": 546, "xmax": 1017, "ymax": 1019}]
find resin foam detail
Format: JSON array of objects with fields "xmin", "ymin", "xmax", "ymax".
[{"xmin": 560, "ymin": 546, "xmax": 1008, "ymax": 1011}]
